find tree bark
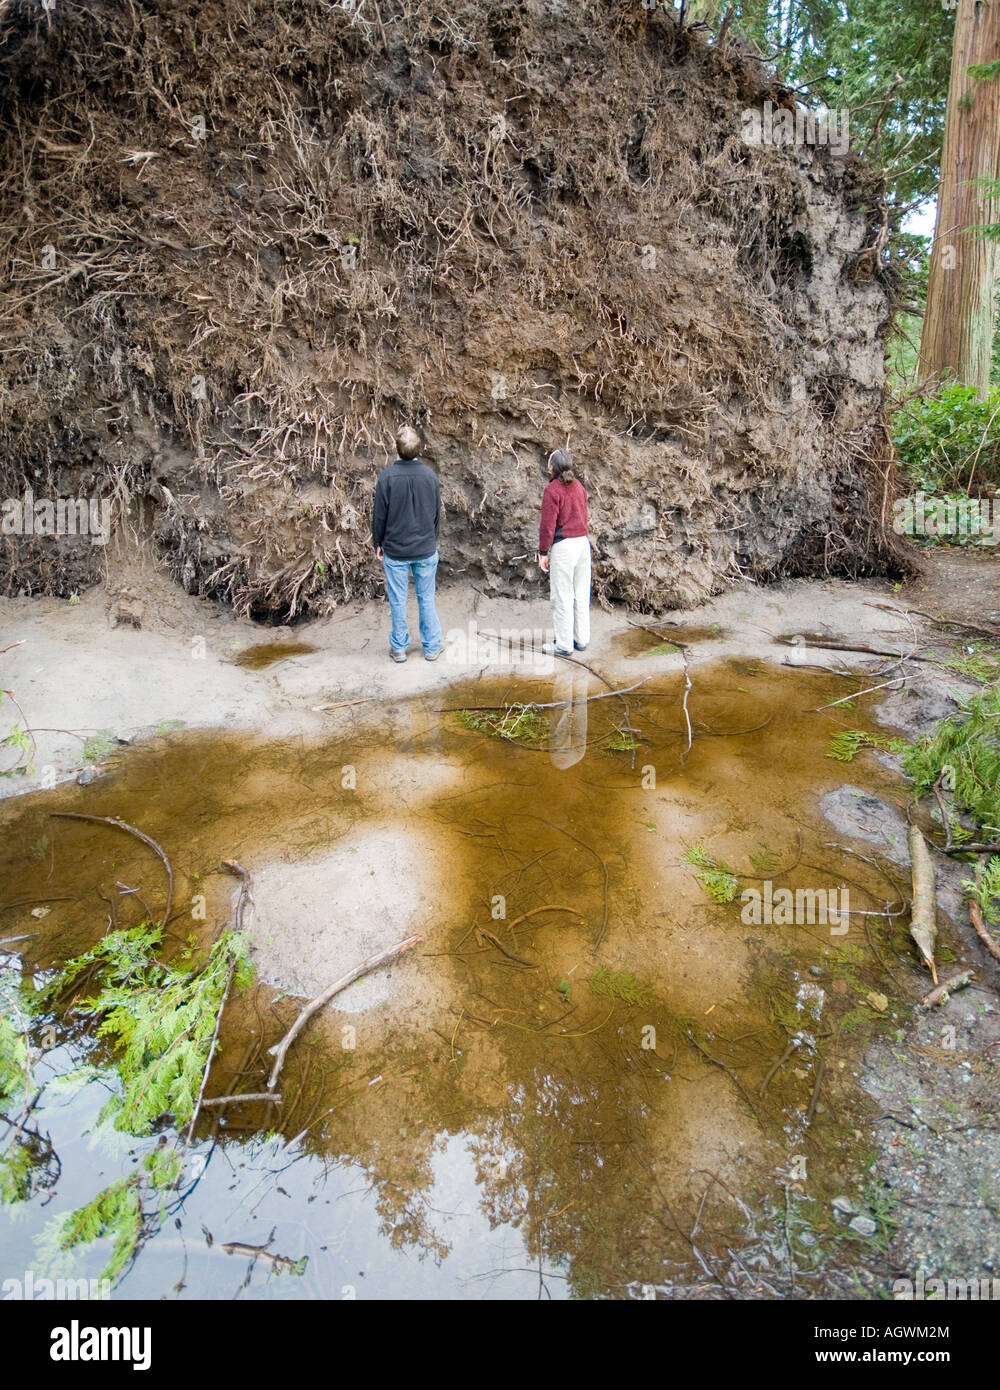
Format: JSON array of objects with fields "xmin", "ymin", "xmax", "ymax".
[{"xmin": 918, "ymin": 0, "xmax": 1000, "ymax": 397}]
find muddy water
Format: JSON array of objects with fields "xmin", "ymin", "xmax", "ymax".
[
  {"xmin": 232, "ymin": 641, "xmax": 318, "ymax": 669},
  {"xmin": 0, "ymin": 660, "xmax": 925, "ymax": 1298}
]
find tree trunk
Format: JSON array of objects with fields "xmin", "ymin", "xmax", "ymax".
[{"xmin": 918, "ymin": 0, "xmax": 1000, "ymax": 397}]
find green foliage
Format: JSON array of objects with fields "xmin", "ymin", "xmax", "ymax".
[
  {"xmin": 902, "ymin": 689, "xmax": 1000, "ymax": 839},
  {"xmin": 945, "ymin": 643, "xmax": 1000, "ymax": 685},
  {"xmin": 603, "ymin": 728, "xmax": 639, "ymax": 752},
  {"xmin": 963, "ymin": 856, "xmax": 1000, "ymax": 927},
  {"xmin": 1, "ymin": 693, "xmax": 33, "ymax": 777},
  {"xmin": 0, "ymin": 974, "xmax": 58, "ymax": 1205},
  {"xmin": 826, "ymin": 729, "xmax": 905, "ymax": 763},
  {"xmin": 684, "ymin": 846, "xmax": 739, "ymax": 903},
  {"xmin": 50, "ymin": 923, "xmax": 253, "ymax": 1135},
  {"xmin": 749, "ymin": 843, "xmax": 780, "ymax": 873},
  {"xmin": 0, "ymin": 993, "xmax": 31, "ymax": 1111},
  {"xmin": 589, "ymin": 966, "xmax": 651, "ymax": 1007},
  {"xmin": 457, "ymin": 704, "xmax": 549, "ymax": 747},
  {"xmin": 892, "ymin": 386, "xmax": 1000, "ymax": 495},
  {"xmin": 55, "ymin": 1177, "xmax": 143, "ymax": 1283},
  {"xmin": 734, "ymin": 0, "xmax": 952, "ymax": 225}
]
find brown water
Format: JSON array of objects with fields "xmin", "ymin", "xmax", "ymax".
[
  {"xmin": 0, "ymin": 659, "xmax": 925, "ymax": 1299},
  {"xmin": 232, "ymin": 641, "xmax": 318, "ymax": 670}
]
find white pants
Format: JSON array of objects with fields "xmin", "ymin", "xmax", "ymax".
[{"xmin": 549, "ymin": 535, "xmax": 591, "ymax": 652}]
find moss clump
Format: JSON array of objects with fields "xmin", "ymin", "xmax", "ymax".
[{"xmin": 82, "ymin": 729, "xmax": 117, "ymax": 763}]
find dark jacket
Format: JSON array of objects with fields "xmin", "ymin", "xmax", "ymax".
[{"xmin": 371, "ymin": 457, "xmax": 441, "ymax": 561}]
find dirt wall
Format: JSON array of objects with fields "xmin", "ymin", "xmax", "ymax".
[{"xmin": 0, "ymin": 0, "xmax": 908, "ymax": 617}]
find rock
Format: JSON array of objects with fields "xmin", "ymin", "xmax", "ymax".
[
  {"xmin": 832, "ymin": 1195, "xmax": 858, "ymax": 1216},
  {"xmin": 808, "ymin": 965, "xmax": 826, "ymax": 978},
  {"xmin": 849, "ymin": 1215, "xmax": 878, "ymax": 1237},
  {"xmin": 76, "ymin": 767, "xmax": 97, "ymax": 785}
]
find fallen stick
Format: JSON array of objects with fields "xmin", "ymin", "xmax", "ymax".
[
  {"xmin": 174, "ymin": 860, "xmax": 252, "ymax": 1184},
  {"xmin": 679, "ymin": 645, "xmax": 693, "ymax": 760},
  {"xmin": 938, "ymin": 841, "xmax": 1000, "ymax": 857},
  {"xmin": 477, "ymin": 928, "xmax": 536, "ymax": 968},
  {"xmin": 311, "ymin": 698, "xmax": 374, "ymax": 712},
  {"xmin": 51, "ymin": 811, "xmax": 174, "ymax": 927},
  {"xmin": 969, "ymin": 900, "xmax": 1000, "ymax": 966},
  {"xmin": 932, "ymin": 773, "xmax": 954, "ymax": 852},
  {"xmin": 506, "ymin": 904, "xmax": 583, "ymax": 935},
  {"xmin": 920, "ymin": 970, "xmax": 976, "ymax": 1009},
  {"xmin": 778, "ymin": 638, "xmax": 936, "ymax": 663},
  {"xmin": 267, "ymin": 934, "xmax": 421, "ymax": 1089},
  {"xmin": 759, "ymin": 1036, "xmax": 800, "ymax": 1095},
  {"xmin": 866, "ymin": 602, "xmax": 1000, "ymax": 642},
  {"xmin": 220, "ymin": 1239, "xmax": 301, "ymax": 1270},
  {"xmin": 815, "ymin": 676, "xmax": 906, "ymax": 712},
  {"xmin": 805, "ymin": 1059, "xmax": 826, "ymax": 1126},
  {"xmin": 201, "ymin": 1092, "xmax": 282, "ymax": 1108},
  {"xmin": 443, "ymin": 678, "xmax": 652, "ymax": 714},
  {"xmin": 908, "ymin": 825, "xmax": 938, "ymax": 984}
]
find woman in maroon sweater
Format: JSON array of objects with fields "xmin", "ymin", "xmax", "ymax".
[{"xmin": 536, "ymin": 449, "xmax": 591, "ymax": 654}]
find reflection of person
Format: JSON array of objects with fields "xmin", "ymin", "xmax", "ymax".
[
  {"xmin": 372, "ymin": 426, "xmax": 442, "ymax": 663},
  {"xmin": 548, "ymin": 668, "xmax": 589, "ymax": 771},
  {"xmin": 536, "ymin": 449, "xmax": 591, "ymax": 657}
]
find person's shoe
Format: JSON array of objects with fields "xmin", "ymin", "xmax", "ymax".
[
  {"xmin": 541, "ymin": 641, "xmax": 573, "ymax": 656},
  {"xmin": 424, "ymin": 648, "xmax": 441, "ymax": 662},
  {"xmin": 574, "ymin": 641, "xmax": 589, "ymax": 651},
  {"xmin": 390, "ymin": 647, "xmax": 407, "ymax": 663}
]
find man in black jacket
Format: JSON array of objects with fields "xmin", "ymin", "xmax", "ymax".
[{"xmin": 372, "ymin": 425, "xmax": 442, "ymax": 662}]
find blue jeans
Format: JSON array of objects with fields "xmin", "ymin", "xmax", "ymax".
[{"xmin": 382, "ymin": 550, "xmax": 442, "ymax": 654}]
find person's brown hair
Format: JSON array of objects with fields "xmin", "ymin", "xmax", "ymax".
[
  {"xmin": 549, "ymin": 448, "xmax": 575, "ymax": 484},
  {"xmin": 396, "ymin": 425, "xmax": 421, "ymax": 459}
]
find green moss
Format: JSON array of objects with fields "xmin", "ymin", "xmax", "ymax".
[{"xmin": 82, "ymin": 729, "xmax": 117, "ymax": 763}]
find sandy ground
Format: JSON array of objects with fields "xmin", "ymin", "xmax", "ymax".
[{"xmin": 2, "ymin": 546, "xmax": 990, "ymax": 802}]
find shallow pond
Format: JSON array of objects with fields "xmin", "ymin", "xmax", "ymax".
[{"xmin": 0, "ymin": 658, "xmax": 929, "ymax": 1298}]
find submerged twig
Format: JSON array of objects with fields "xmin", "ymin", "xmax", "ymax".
[
  {"xmin": 201, "ymin": 1092, "xmax": 282, "ymax": 1108},
  {"xmin": 267, "ymin": 934, "xmax": 421, "ymax": 1089},
  {"xmin": 51, "ymin": 812, "xmax": 174, "ymax": 928}
]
